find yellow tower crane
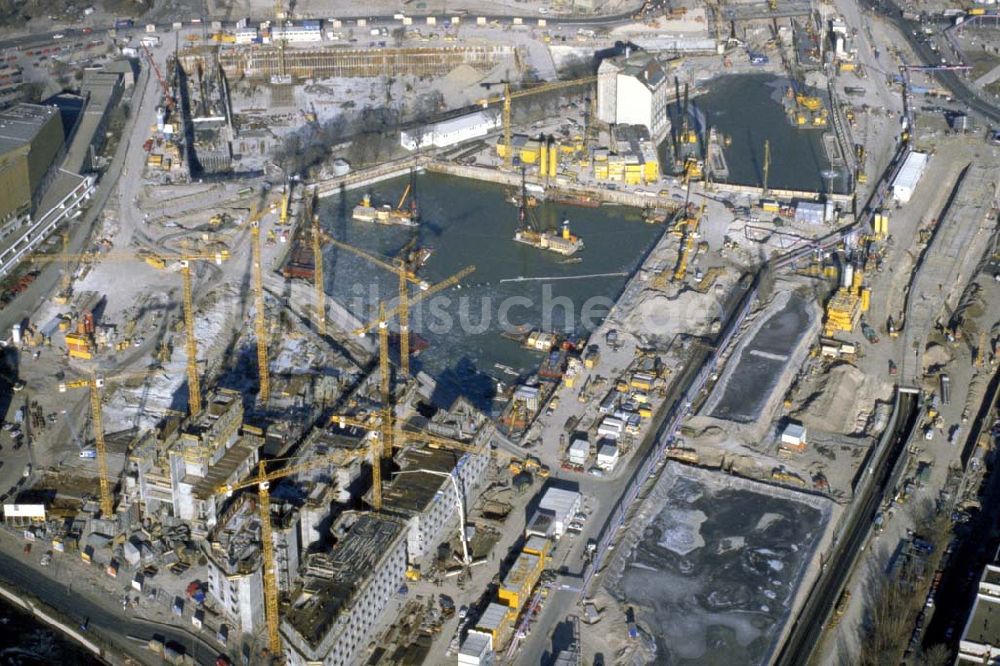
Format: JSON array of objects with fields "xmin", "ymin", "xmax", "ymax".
[
  {"xmin": 352, "ymin": 265, "xmax": 475, "ymax": 337},
  {"xmin": 322, "ymin": 236, "xmax": 428, "ymax": 376},
  {"xmin": 347, "ymin": 265, "xmax": 476, "ymax": 509},
  {"xmin": 494, "ymin": 76, "xmax": 597, "ymax": 171},
  {"xmin": 32, "ymin": 249, "xmax": 228, "ymax": 416},
  {"xmin": 674, "ymin": 197, "xmax": 707, "ymax": 282},
  {"xmin": 215, "ymin": 447, "xmax": 372, "ymax": 658},
  {"xmin": 279, "ymin": 178, "xmax": 292, "ymax": 226},
  {"xmin": 58, "ymin": 370, "xmax": 154, "ymax": 516},
  {"xmin": 248, "ymin": 203, "xmax": 271, "ymax": 403},
  {"xmin": 215, "ymin": 419, "xmax": 482, "ymax": 655}
]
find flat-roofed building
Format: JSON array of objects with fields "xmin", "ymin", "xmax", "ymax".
[
  {"xmin": 0, "ymin": 104, "xmax": 63, "ymax": 226},
  {"xmin": 597, "ymin": 52, "xmax": 673, "ymax": 140},
  {"xmin": 382, "ymin": 445, "xmax": 489, "ymax": 560},
  {"xmin": 958, "ymin": 563, "xmax": 1000, "ymax": 663},
  {"xmin": 282, "ymin": 512, "xmax": 408, "ymax": 666}
]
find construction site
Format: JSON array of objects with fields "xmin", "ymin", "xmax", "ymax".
[{"xmin": 0, "ymin": 1, "xmax": 998, "ymax": 665}]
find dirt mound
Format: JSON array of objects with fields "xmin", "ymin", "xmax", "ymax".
[
  {"xmin": 922, "ymin": 342, "xmax": 953, "ymax": 373},
  {"xmin": 626, "ymin": 289, "xmax": 712, "ymax": 340},
  {"xmin": 793, "ymin": 362, "xmax": 865, "ymax": 434}
]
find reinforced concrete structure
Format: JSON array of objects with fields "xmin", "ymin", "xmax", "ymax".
[
  {"xmin": 218, "ymin": 45, "xmax": 514, "ymax": 80},
  {"xmin": 134, "ymin": 390, "xmax": 260, "ymax": 532},
  {"xmin": 958, "ymin": 561, "xmax": 1000, "ymax": 663},
  {"xmin": 381, "ymin": 445, "xmax": 489, "ymax": 561},
  {"xmin": 282, "ymin": 512, "xmax": 407, "ymax": 666},
  {"xmin": 204, "ymin": 494, "xmax": 266, "ymax": 635}
]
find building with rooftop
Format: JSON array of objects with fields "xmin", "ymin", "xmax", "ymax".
[
  {"xmin": 62, "ymin": 67, "xmax": 125, "ymax": 175},
  {"xmin": 597, "ymin": 52, "xmax": 673, "ymax": 140},
  {"xmin": 0, "ymin": 104, "xmax": 63, "ymax": 227},
  {"xmin": 959, "ymin": 562, "xmax": 1000, "ymax": 663},
  {"xmin": 282, "ymin": 512, "xmax": 408, "ymax": 666},
  {"xmin": 204, "ymin": 494, "xmax": 266, "ymax": 635},
  {"xmin": 474, "ymin": 603, "xmax": 516, "ymax": 651},
  {"xmin": 134, "ymin": 390, "xmax": 260, "ymax": 533},
  {"xmin": 527, "ymin": 487, "xmax": 581, "ymax": 539},
  {"xmin": 382, "ymin": 445, "xmax": 489, "ymax": 561},
  {"xmin": 401, "ymin": 109, "xmax": 500, "ymax": 151},
  {"xmin": 458, "ymin": 631, "xmax": 495, "ymax": 666}
]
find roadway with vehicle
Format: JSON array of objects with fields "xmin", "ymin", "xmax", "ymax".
[
  {"xmin": 873, "ymin": 0, "xmax": 1000, "ymax": 123},
  {"xmin": 0, "ymin": 529, "xmax": 223, "ymax": 665}
]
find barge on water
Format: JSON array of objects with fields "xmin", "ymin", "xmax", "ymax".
[
  {"xmin": 351, "ymin": 193, "xmax": 419, "ymax": 226},
  {"xmin": 514, "ymin": 220, "xmax": 583, "ymax": 256},
  {"xmin": 548, "ymin": 192, "xmax": 601, "ymax": 208}
]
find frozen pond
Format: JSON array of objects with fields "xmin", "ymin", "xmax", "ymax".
[{"xmin": 604, "ymin": 463, "xmax": 830, "ymax": 665}]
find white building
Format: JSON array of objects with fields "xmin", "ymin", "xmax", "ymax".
[
  {"xmin": 270, "ymin": 21, "xmax": 323, "ymax": 43},
  {"xmin": 528, "ymin": 487, "xmax": 582, "ymax": 538},
  {"xmin": 459, "ymin": 630, "xmax": 495, "ymax": 665},
  {"xmin": 596, "ymin": 442, "xmax": 619, "ymax": 471},
  {"xmin": 567, "ymin": 439, "xmax": 589, "ymax": 467},
  {"xmin": 383, "ymin": 447, "xmax": 489, "ymax": 560},
  {"xmin": 597, "ymin": 52, "xmax": 673, "ymax": 140},
  {"xmin": 780, "ymin": 422, "xmax": 807, "ymax": 447},
  {"xmin": 891, "ymin": 151, "xmax": 929, "ymax": 204},
  {"xmin": 597, "ymin": 416, "xmax": 624, "ymax": 440},
  {"xmin": 282, "ymin": 513, "xmax": 408, "ymax": 666},
  {"xmin": 203, "ymin": 495, "xmax": 266, "ymax": 635},
  {"xmin": 400, "ymin": 110, "xmax": 501, "ymax": 151},
  {"xmin": 958, "ymin": 563, "xmax": 1000, "ymax": 663}
]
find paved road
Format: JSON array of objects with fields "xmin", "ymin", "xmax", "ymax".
[
  {"xmin": 872, "ymin": 0, "xmax": 1000, "ymax": 124},
  {"xmin": 0, "ymin": 531, "xmax": 222, "ymax": 665},
  {"xmin": 0, "ymin": 5, "xmax": 642, "ymax": 56},
  {"xmin": 776, "ymin": 390, "xmax": 920, "ymax": 666}
]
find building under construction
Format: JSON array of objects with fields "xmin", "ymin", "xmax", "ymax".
[
  {"xmin": 282, "ymin": 512, "xmax": 408, "ymax": 666},
  {"xmin": 131, "ymin": 389, "xmax": 260, "ymax": 533},
  {"xmin": 381, "ymin": 445, "xmax": 489, "ymax": 561},
  {"xmin": 218, "ymin": 45, "xmax": 515, "ymax": 81}
]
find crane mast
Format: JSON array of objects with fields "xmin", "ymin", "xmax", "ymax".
[
  {"xmin": 257, "ymin": 469, "xmax": 281, "ymax": 655},
  {"xmin": 89, "ymin": 382, "xmax": 113, "ymax": 516},
  {"xmin": 375, "ymin": 304, "xmax": 391, "ymax": 511},
  {"xmin": 312, "ymin": 214, "xmax": 325, "ymax": 337},
  {"xmin": 181, "ymin": 261, "xmax": 202, "ymax": 416},
  {"xmin": 251, "ymin": 214, "xmax": 271, "ymax": 403}
]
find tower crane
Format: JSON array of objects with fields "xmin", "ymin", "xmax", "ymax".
[
  {"xmin": 32, "ymin": 249, "xmax": 228, "ymax": 417},
  {"xmin": 214, "ymin": 446, "xmax": 373, "ymax": 658},
  {"xmin": 214, "ymin": 418, "xmax": 480, "ymax": 654},
  {"xmin": 323, "ymin": 236, "xmax": 428, "ymax": 376},
  {"xmin": 484, "ymin": 76, "xmax": 597, "ymax": 170},
  {"xmin": 248, "ymin": 202, "xmax": 271, "ymax": 403},
  {"xmin": 335, "ymin": 264, "xmax": 477, "ymax": 510},
  {"xmin": 674, "ymin": 197, "xmax": 707, "ymax": 282},
  {"xmin": 352, "ymin": 265, "xmax": 476, "ymax": 337},
  {"xmin": 58, "ymin": 370, "xmax": 154, "ymax": 516}
]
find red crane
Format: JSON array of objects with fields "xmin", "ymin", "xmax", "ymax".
[{"xmin": 141, "ymin": 43, "xmax": 174, "ymax": 110}]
